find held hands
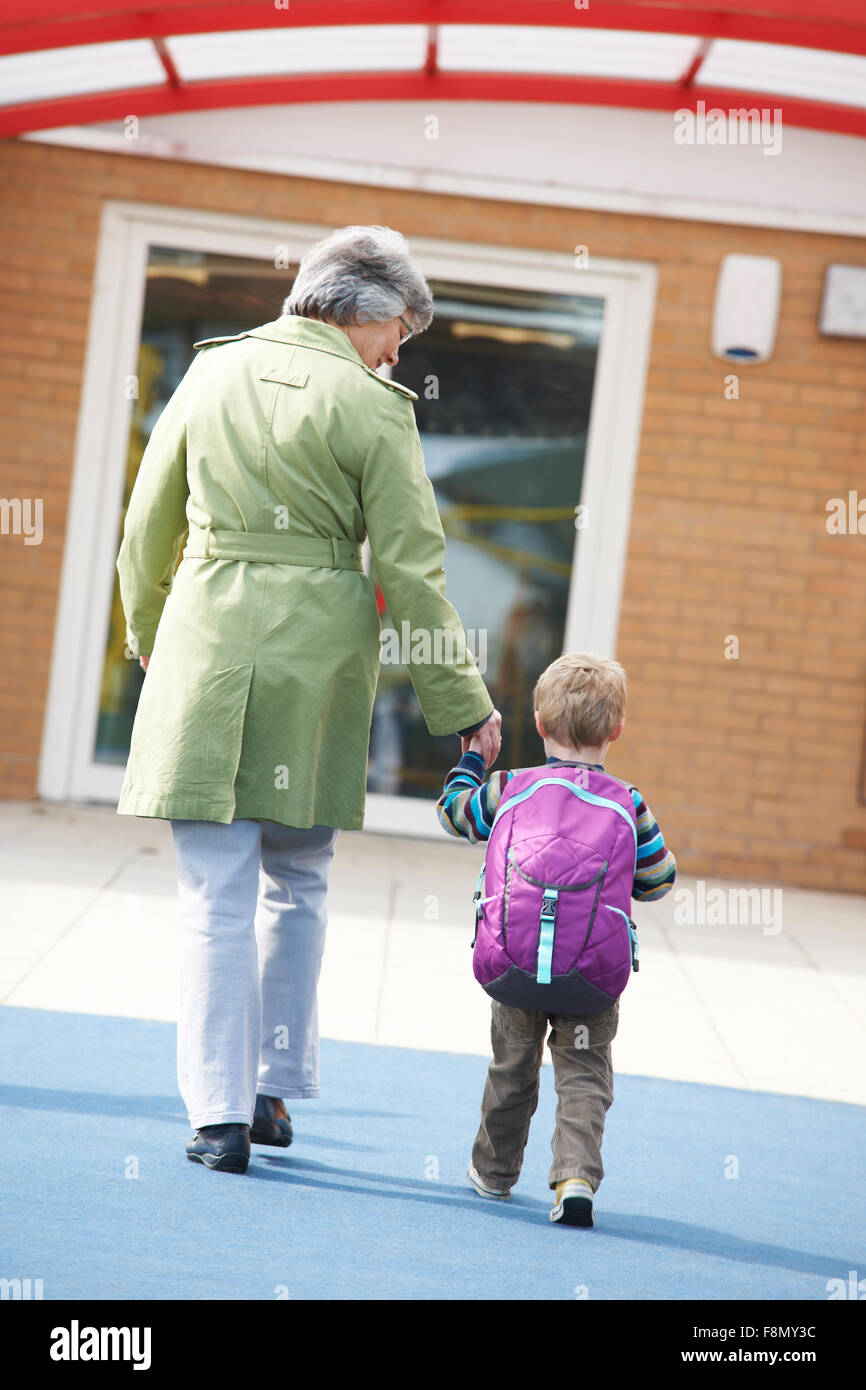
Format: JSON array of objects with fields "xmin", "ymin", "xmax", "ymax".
[{"xmin": 462, "ymin": 708, "xmax": 502, "ymax": 768}]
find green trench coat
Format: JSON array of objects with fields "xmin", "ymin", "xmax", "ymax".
[{"xmin": 116, "ymin": 315, "xmax": 493, "ymax": 830}]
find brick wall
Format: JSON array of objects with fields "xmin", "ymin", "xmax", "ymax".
[{"xmin": 1, "ymin": 137, "xmax": 864, "ymax": 891}]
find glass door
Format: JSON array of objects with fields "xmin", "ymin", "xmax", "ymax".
[
  {"xmin": 96, "ymin": 259, "xmax": 601, "ymax": 790},
  {"xmin": 41, "ymin": 205, "xmax": 654, "ymax": 831},
  {"xmin": 94, "ymin": 246, "xmax": 298, "ymax": 767},
  {"xmin": 367, "ymin": 280, "xmax": 602, "ymax": 796}
]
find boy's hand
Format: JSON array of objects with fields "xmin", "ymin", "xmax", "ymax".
[{"xmin": 462, "ymin": 709, "xmax": 502, "ymax": 767}]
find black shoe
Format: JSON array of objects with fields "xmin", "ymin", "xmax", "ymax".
[
  {"xmin": 249, "ymin": 1095, "xmax": 293, "ymax": 1148},
  {"xmin": 186, "ymin": 1123, "xmax": 250, "ymax": 1173}
]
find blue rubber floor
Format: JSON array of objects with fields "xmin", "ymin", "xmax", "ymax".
[{"xmin": 1, "ymin": 1006, "xmax": 863, "ymax": 1300}]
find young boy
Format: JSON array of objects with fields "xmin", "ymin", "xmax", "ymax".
[{"xmin": 436, "ymin": 653, "xmax": 676, "ymax": 1226}]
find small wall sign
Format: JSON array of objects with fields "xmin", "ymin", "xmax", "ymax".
[{"xmin": 819, "ymin": 264, "xmax": 866, "ymax": 338}]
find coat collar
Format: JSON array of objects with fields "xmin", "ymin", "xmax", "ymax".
[
  {"xmin": 245, "ymin": 314, "xmax": 368, "ymax": 368},
  {"xmin": 194, "ymin": 315, "xmax": 418, "ymax": 399}
]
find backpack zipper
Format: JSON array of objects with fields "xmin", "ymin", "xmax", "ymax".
[
  {"xmin": 515, "ymin": 860, "xmax": 609, "ymax": 960},
  {"xmin": 502, "ymin": 847, "xmax": 515, "ymax": 950},
  {"xmin": 606, "ymin": 905, "xmax": 640, "ymax": 972}
]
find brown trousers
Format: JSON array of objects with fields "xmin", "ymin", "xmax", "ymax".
[{"xmin": 471, "ymin": 997, "xmax": 619, "ymax": 1193}]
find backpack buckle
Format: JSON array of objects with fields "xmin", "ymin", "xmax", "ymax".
[
  {"xmin": 628, "ymin": 917, "xmax": 640, "ymax": 972},
  {"xmin": 471, "ymin": 864, "xmax": 486, "ymax": 949},
  {"xmin": 536, "ymin": 889, "xmax": 558, "ymax": 985},
  {"xmin": 540, "ymin": 889, "xmax": 558, "ymax": 922}
]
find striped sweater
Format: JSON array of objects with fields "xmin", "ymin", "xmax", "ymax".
[{"xmin": 436, "ymin": 752, "xmax": 677, "ymax": 902}]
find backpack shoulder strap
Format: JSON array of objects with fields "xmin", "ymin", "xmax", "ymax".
[{"xmin": 491, "ymin": 770, "xmax": 638, "ymax": 848}]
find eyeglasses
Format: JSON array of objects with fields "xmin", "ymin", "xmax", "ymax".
[{"xmin": 397, "ymin": 315, "xmax": 414, "ymax": 346}]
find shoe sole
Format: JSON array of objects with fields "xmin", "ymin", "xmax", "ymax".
[
  {"xmin": 550, "ymin": 1195, "xmax": 593, "ymax": 1227},
  {"xmin": 187, "ymin": 1151, "xmax": 249, "ymax": 1173},
  {"xmin": 467, "ymin": 1168, "xmax": 510, "ymax": 1200},
  {"xmin": 249, "ymin": 1130, "xmax": 292, "ymax": 1148}
]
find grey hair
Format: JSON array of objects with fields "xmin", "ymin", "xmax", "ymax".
[{"xmin": 282, "ymin": 225, "xmax": 434, "ymax": 333}]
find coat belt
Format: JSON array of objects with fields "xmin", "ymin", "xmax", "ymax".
[{"xmin": 183, "ymin": 523, "xmax": 364, "ymax": 571}]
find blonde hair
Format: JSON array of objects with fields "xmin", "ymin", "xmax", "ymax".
[{"xmin": 533, "ymin": 653, "xmax": 627, "ymax": 750}]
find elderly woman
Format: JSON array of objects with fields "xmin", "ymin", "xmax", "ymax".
[{"xmin": 116, "ymin": 225, "xmax": 501, "ymax": 1173}]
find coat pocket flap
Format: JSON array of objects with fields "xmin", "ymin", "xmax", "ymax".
[{"xmin": 259, "ymin": 366, "xmax": 309, "ymax": 388}]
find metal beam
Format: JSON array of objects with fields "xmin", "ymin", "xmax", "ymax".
[
  {"xmin": 2, "ymin": 70, "xmax": 863, "ymax": 140},
  {"xmin": 1, "ymin": 1, "xmax": 865, "ymax": 59}
]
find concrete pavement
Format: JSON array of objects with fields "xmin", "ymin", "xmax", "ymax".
[{"xmin": 1, "ymin": 798, "xmax": 864, "ymax": 1106}]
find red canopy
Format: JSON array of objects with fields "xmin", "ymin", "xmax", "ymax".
[{"xmin": 1, "ymin": 0, "xmax": 865, "ymax": 139}]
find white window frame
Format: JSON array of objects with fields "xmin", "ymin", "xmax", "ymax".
[{"xmin": 38, "ymin": 199, "xmax": 657, "ymax": 837}]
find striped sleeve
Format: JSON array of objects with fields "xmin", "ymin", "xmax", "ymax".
[
  {"xmin": 629, "ymin": 786, "xmax": 677, "ymax": 901},
  {"xmin": 436, "ymin": 751, "xmax": 513, "ymax": 843}
]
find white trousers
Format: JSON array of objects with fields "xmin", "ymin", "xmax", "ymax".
[{"xmin": 170, "ymin": 818, "xmax": 339, "ymax": 1129}]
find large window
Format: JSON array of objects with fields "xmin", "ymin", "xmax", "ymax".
[
  {"xmin": 95, "ymin": 251, "xmax": 601, "ymax": 799},
  {"xmin": 368, "ymin": 281, "xmax": 602, "ymax": 794},
  {"xmin": 41, "ymin": 206, "xmax": 654, "ymax": 827},
  {"xmin": 95, "ymin": 247, "xmax": 298, "ymax": 763}
]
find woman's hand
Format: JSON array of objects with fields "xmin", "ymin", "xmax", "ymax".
[
  {"xmin": 463, "ymin": 709, "xmax": 502, "ymax": 768},
  {"xmin": 140, "ymin": 655, "xmax": 150, "ymax": 673}
]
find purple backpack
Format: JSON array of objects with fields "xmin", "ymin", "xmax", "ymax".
[{"xmin": 472, "ymin": 763, "xmax": 640, "ymax": 1013}]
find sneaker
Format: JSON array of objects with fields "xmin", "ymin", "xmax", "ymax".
[
  {"xmin": 467, "ymin": 1164, "xmax": 510, "ymax": 1200},
  {"xmin": 186, "ymin": 1123, "xmax": 250, "ymax": 1173},
  {"xmin": 550, "ymin": 1178, "xmax": 594, "ymax": 1226}
]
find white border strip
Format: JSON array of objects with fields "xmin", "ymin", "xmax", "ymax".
[{"xmin": 24, "ymin": 126, "xmax": 866, "ymax": 238}]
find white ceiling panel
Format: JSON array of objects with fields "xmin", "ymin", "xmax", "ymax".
[
  {"xmin": 438, "ymin": 26, "xmax": 700, "ymax": 81},
  {"xmin": 167, "ymin": 25, "xmax": 428, "ymax": 82},
  {"xmin": 0, "ymin": 41, "xmax": 165, "ymax": 108},
  {"xmin": 697, "ymin": 40, "xmax": 866, "ymax": 110}
]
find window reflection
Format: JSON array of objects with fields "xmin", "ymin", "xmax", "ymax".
[
  {"xmin": 97, "ymin": 255, "xmax": 603, "ymax": 801},
  {"xmin": 368, "ymin": 281, "xmax": 603, "ymax": 793},
  {"xmin": 95, "ymin": 247, "xmax": 296, "ymax": 763}
]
